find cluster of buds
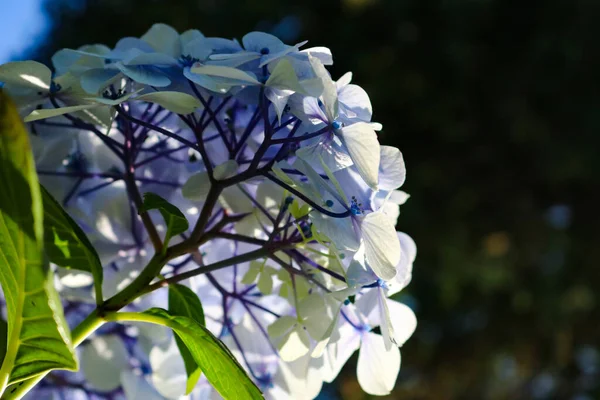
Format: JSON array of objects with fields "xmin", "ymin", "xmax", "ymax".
[{"xmin": 0, "ymin": 23, "xmax": 417, "ymax": 399}]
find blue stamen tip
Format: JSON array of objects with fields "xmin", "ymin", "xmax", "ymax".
[{"xmin": 332, "ymin": 120, "xmax": 342, "ymax": 130}]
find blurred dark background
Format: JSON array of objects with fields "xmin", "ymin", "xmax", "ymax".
[{"xmin": 5, "ymin": 0, "xmax": 600, "ymax": 398}]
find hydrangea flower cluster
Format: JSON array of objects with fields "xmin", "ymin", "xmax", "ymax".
[{"xmin": 0, "ymin": 23, "xmax": 416, "ymax": 399}]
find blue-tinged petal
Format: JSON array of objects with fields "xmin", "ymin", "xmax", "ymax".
[
  {"xmin": 114, "ymin": 36, "xmax": 155, "ymax": 54},
  {"xmin": 116, "ymin": 63, "xmax": 171, "ymax": 87},
  {"xmin": 311, "ymin": 213, "xmax": 360, "ymax": 251},
  {"xmin": 386, "ymin": 232, "xmax": 416, "ymax": 296},
  {"xmin": 182, "ymin": 38, "xmax": 214, "ymax": 61},
  {"xmin": 378, "ymin": 146, "xmax": 406, "ymax": 191},
  {"xmin": 242, "ymin": 31, "xmax": 286, "ymax": 53},
  {"xmin": 208, "ymin": 51, "xmax": 261, "ymax": 67},
  {"xmin": 338, "ymin": 83, "xmax": 373, "ymax": 122},
  {"xmin": 288, "ymin": 94, "xmax": 328, "ymax": 124},
  {"xmin": 125, "ymin": 52, "xmax": 179, "ymax": 66},
  {"xmin": 202, "ymin": 37, "xmax": 244, "ymax": 53},
  {"xmin": 180, "ymin": 29, "xmax": 204, "ymax": 47},
  {"xmin": 80, "ymin": 68, "xmax": 121, "ymax": 94},
  {"xmin": 183, "ymin": 67, "xmax": 232, "ymax": 93},
  {"xmin": 52, "ymin": 44, "xmax": 111, "ymax": 75}
]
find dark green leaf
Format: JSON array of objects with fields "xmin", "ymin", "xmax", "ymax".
[
  {"xmin": 126, "ymin": 308, "xmax": 262, "ymax": 400},
  {"xmin": 140, "ymin": 192, "xmax": 188, "ymax": 247},
  {"xmin": 168, "ymin": 284, "xmax": 205, "ymax": 394},
  {"xmin": 0, "ymin": 91, "xmax": 78, "ymax": 393},
  {"xmin": 41, "ymin": 185, "xmax": 103, "ymax": 303}
]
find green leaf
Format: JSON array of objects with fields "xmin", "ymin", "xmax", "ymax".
[
  {"xmin": 110, "ymin": 308, "xmax": 263, "ymax": 400},
  {"xmin": 0, "ymin": 319, "xmax": 7, "ymax": 366},
  {"xmin": 41, "ymin": 185, "xmax": 103, "ymax": 304},
  {"xmin": 140, "ymin": 192, "xmax": 188, "ymax": 248},
  {"xmin": 168, "ymin": 284, "xmax": 205, "ymax": 394},
  {"xmin": 135, "ymin": 91, "xmax": 202, "ymax": 114},
  {"xmin": 0, "ymin": 91, "xmax": 77, "ymax": 394}
]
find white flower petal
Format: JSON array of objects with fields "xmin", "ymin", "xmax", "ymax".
[
  {"xmin": 339, "ymin": 122, "xmax": 381, "ymax": 189},
  {"xmin": 302, "ymin": 47, "xmax": 334, "ymax": 65},
  {"xmin": 267, "ymin": 315, "xmax": 297, "ymax": 339},
  {"xmin": 357, "ymin": 332, "xmax": 401, "ymax": 396},
  {"xmin": 387, "ymin": 300, "xmax": 417, "ymax": 347},
  {"xmin": 278, "ymin": 325, "xmax": 311, "ymax": 362},
  {"xmin": 362, "ymin": 212, "xmax": 400, "ymax": 281},
  {"xmin": 378, "ymin": 146, "xmax": 406, "ymax": 190}
]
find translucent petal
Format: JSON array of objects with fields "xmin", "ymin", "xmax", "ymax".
[
  {"xmin": 267, "ymin": 315, "xmax": 297, "ymax": 339},
  {"xmin": 378, "ymin": 146, "xmax": 406, "ymax": 191},
  {"xmin": 311, "ymin": 213, "xmax": 360, "ymax": 251},
  {"xmin": 357, "ymin": 332, "xmax": 401, "ymax": 396},
  {"xmin": 213, "ymin": 159, "xmax": 239, "ymax": 180},
  {"xmin": 116, "ymin": 63, "xmax": 171, "ymax": 87},
  {"xmin": 335, "ymin": 72, "xmax": 353, "ymax": 89},
  {"xmin": 80, "ymin": 68, "xmax": 121, "ymax": 94},
  {"xmin": 141, "ymin": 23, "xmax": 181, "ymax": 58},
  {"xmin": 180, "ymin": 29, "xmax": 205, "ymax": 47},
  {"xmin": 338, "ymin": 83, "xmax": 372, "ymax": 122},
  {"xmin": 361, "ymin": 211, "xmax": 400, "ymax": 280},
  {"xmin": 339, "ymin": 122, "xmax": 381, "ymax": 189},
  {"xmin": 301, "ymin": 47, "xmax": 334, "ymax": 65},
  {"xmin": 242, "ymin": 31, "xmax": 286, "ymax": 53},
  {"xmin": 182, "ymin": 172, "xmax": 211, "ymax": 201},
  {"xmin": 387, "ymin": 300, "xmax": 417, "ymax": 346},
  {"xmin": 278, "ymin": 325, "xmax": 312, "ymax": 362}
]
